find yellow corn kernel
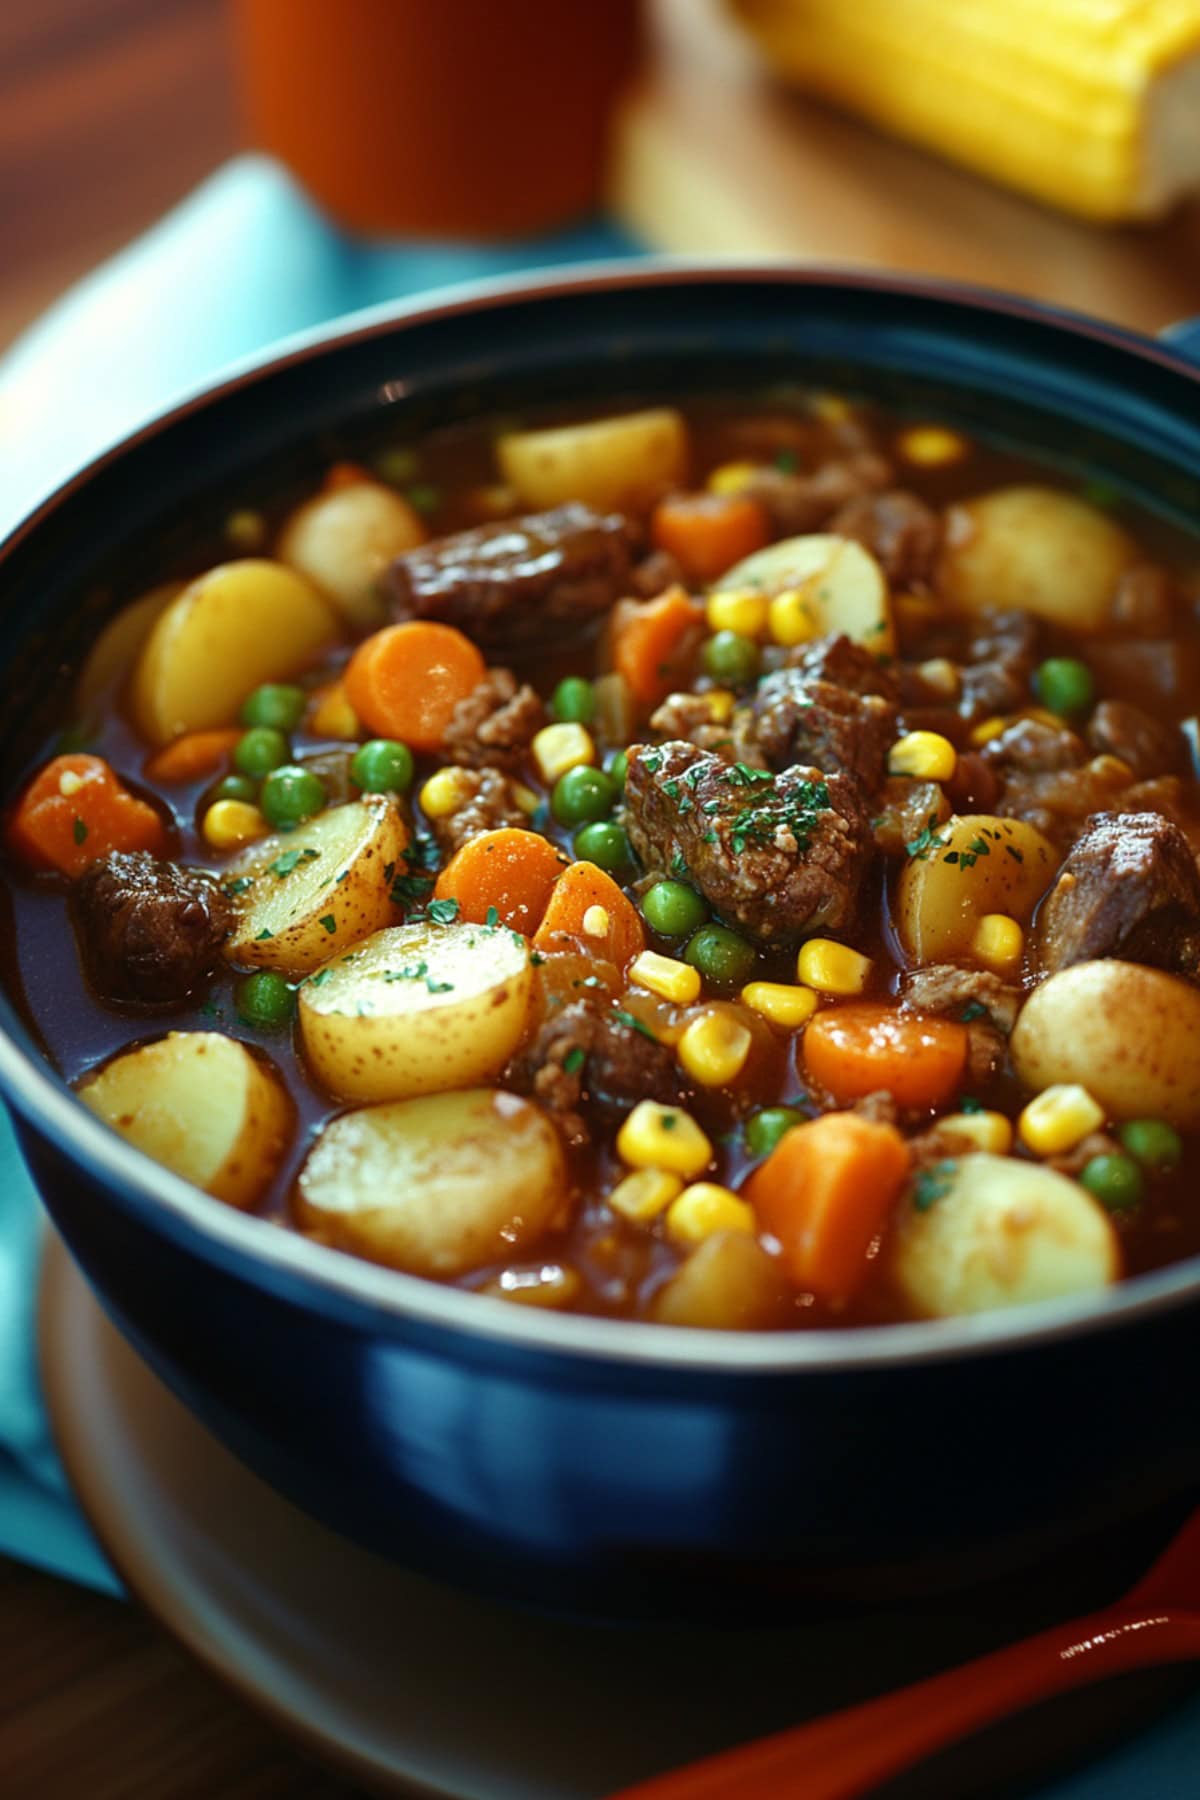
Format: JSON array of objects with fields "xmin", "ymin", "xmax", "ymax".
[
  {"xmin": 969, "ymin": 714, "xmax": 1012, "ymax": 746},
  {"xmin": 741, "ymin": 980, "xmax": 819, "ymax": 1030},
  {"xmin": 309, "ymin": 682, "xmax": 360, "ymax": 741},
  {"xmin": 532, "ymin": 721, "xmax": 595, "ymax": 784},
  {"xmin": 581, "ymin": 905, "xmax": 610, "ymax": 939},
  {"xmin": 419, "ymin": 766, "xmax": 472, "ymax": 819},
  {"xmin": 1019, "ymin": 1084, "xmax": 1105, "ymax": 1157},
  {"xmin": 608, "ymin": 1168, "xmax": 683, "ymax": 1224},
  {"xmin": 972, "ymin": 912, "xmax": 1025, "ymax": 976},
  {"xmin": 665, "ymin": 1183, "xmax": 756, "ymax": 1246},
  {"xmin": 677, "ymin": 1011, "xmax": 753, "ymax": 1087},
  {"xmin": 768, "ymin": 585, "xmax": 820, "ymax": 647},
  {"xmin": 896, "ymin": 426, "xmax": 969, "ymax": 468},
  {"xmin": 706, "ymin": 460, "xmax": 759, "ymax": 497},
  {"xmin": 914, "ymin": 657, "xmax": 960, "ymax": 698},
  {"xmin": 512, "ymin": 782, "xmax": 540, "ymax": 815},
  {"xmin": 706, "ymin": 589, "xmax": 769, "ymax": 637},
  {"xmin": 811, "ymin": 393, "xmax": 850, "ymax": 424},
  {"xmin": 888, "ymin": 730, "xmax": 957, "ymax": 782},
  {"xmin": 201, "ymin": 799, "xmax": 268, "ymax": 851},
  {"xmin": 798, "ymin": 938, "xmax": 872, "ymax": 996},
  {"xmin": 938, "ymin": 1110, "xmax": 1014, "ymax": 1155},
  {"xmin": 617, "ymin": 1102, "xmax": 713, "ymax": 1179},
  {"xmin": 630, "ymin": 951, "xmax": 701, "ymax": 1005},
  {"xmin": 57, "ymin": 769, "xmax": 84, "ymax": 797},
  {"xmin": 481, "ymin": 1263, "xmax": 583, "ymax": 1309},
  {"xmin": 706, "ymin": 689, "xmax": 736, "ymax": 723}
]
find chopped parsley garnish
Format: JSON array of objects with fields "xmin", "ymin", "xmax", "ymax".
[
  {"xmin": 390, "ymin": 837, "xmax": 439, "ymax": 907},
  {"xmin": 563, "ymin": 1046, "xmax": 586, "ymax": 1075},
  {"xmin": 255, "ymin": 928, "xmax": 274, "ymax": 940},
  {"xmin": 613, "ymin": 1008, "xmax": 659, "ymax": 1043},
  {"xmin": 904, "ymin": 813, "xmax": 943, "ymax": 861},
  {"xmin": 959, "ymin": 1095, "xmax": 984, "ymax": 1114},
  {"xmin": 959, "ymin": 1000, "xmax": 989, "ymax": 1023},
  {"xmin": 319, "ymin": 914, "xmax": 337, "ymax": 933},
  {"xmin": 427, "ymin": 897, "xmax": 460, "ymax": 925},
  {"xmin": 223, "ymin": 875, "xmax": 254, "ymax": 897},
  {"xmin": 641, "ymin": 750, "xmax": 662, "ymax": 775},
  {"xmin": 773, "ymin": 447, "xmax": 798, "ymax": 473},
  {"xmin": 307, "ymin": 968, "xmax": 333, "ymax": 987},
  {"xmin": 531, "ymin": 951, "xmax": 546, "ymax": 966},
  {"xmin": 723, "ymin": 762, "xmax": 774, "ymax": 788},
  {"xmin": 913, "ymin": 1161, "xmax": 958, "ymax": 1211},
  {"xmin": 660, "ymin": 1112, "xmax": 677, "ymax": 1130},
  {"xmin": 727, "ymin": 777, "xmax": 829, "ymax": 857},
  {"xmin": 484, "ymin": 904, "xmax": 500, "ymax": 928},
  {"xmin": 669, "ymin": 851, "xmax": 690, "ymax": 879},
  {"xmin": 72, "ymin": 818, "xmax": 88, "ymax": 845},
  {"xmin": 269, "ymin": 846, "xmax": 319, "ymax": 879}
]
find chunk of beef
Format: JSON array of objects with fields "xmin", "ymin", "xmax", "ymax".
[
  {"xmin": 956, "ymin": 611, "xmax": 1041, "ymax": 723},
  {"xmin": 428, "ymin": 768, "xmax": 528, "ymax": 856},
  {"xmin": 985, "ymin": 717, "xmax": 1086, "ymax": 778},
  {"xmin": 753, "ymin": 667, "xmax": 897, "ymax": 792},
  {"xmin": 1086, "ymin": 699, "xmax": 1181, "ymax": 780},
  {"xmin": 648, "ymin": 692, "xmax": 766, "ymax": 766},
  {"xmin": 631, "ymin": 547, "xmax": 685, "ymax": 598},
  {"xmin": 509, "ymin": 996, "xmax": 688, "ymax": 1148},
  {"xmin": 624, "ymin": 742, "xmax": 873, "ymax": 944},
  {"xmin": 829, "ymin": 489, "xmax": 942, "ymax": 588},
  {"xmin": 781, "ymin": 633, "xmax": 900, "ymax": 703},
  {"xmin": 442, "ymin": 667, "xmax": 544, "ymax": 770},
  {"xmin": 981, "ymin": 717, "xmax": 1142, "ymax": 847},
  {"xmin": 299, "ymin": 749, "xmax": 356, "ymax": 807},
  {"xmin": 899, "ymin": 964, "xmax": 1022, "ymax": 1034},
  {"xmin": 1086, "ymin": 638, "xmax": 1200, "ymax": 706},
  {"xmin": 1029, "ymin": 811, "xmax": 1200, "ymax": 978},
  {"xmin": 741, "ymin": 453, "xmax": 891, "ymax": 538},
  {"xmin": 387, "ymin": 503, "xmax": 638, "ymax": 648},
  {"xmin": 1111, "ymin": 564, "xmax": 1175, "ymax": 636},
  {"xmin": 75, "ymin": 851, "xmax": 232, "ymax": 1005}
]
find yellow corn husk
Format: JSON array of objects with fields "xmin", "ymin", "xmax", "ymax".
[{"xmin": 728, "ymin": 0, "xmax": 1200, "ymax": 222}]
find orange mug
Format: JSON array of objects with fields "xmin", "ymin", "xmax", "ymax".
[{"xmin": 232, "ymin": 0, "xmax": 642, "ymax": 239}]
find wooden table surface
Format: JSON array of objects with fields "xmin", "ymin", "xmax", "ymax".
[{"xmin": 2, "ymin": 2, "xmax": 1198, "ymax": 1796}]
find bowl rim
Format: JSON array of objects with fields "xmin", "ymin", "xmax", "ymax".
[{"xmin": 4, "ymin": 256, "xmax": 1200, "ymax": 1375}]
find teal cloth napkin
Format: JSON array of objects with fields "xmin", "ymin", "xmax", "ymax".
[{"xmin": 1, "ymin": 154, "xmax": 1197, "ymax": 1797}]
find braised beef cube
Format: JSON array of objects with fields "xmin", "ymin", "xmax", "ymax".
[
  {"xmin": 648, "ymin": 692, "xmax": 766, "ymax": 766},
  {"xmin": 829, "ymin": 488, "xmax": 942, "ymax": 588},
  {"xmin": 442, "ymin": 667, "xmax": 544, "ymax": 770},
  {"xmin": 509, "ymin": 996, "xmax": 688, "ymax": 1147},
  {"xmin": 1086, "ymin": 638, "xmax": 1200, "ymax": 706},
  {"xmin": 1029, "ymin": 811, "xmax": 1200, "ymax": 978},
  {"xmin": 387, "ymin": 502, "xmax": 638, "ymax": 648},
  {"xmin": 1087, "ymin": 699, "xmax": 1181, "ymax": 780},
  {"xmin": 753, "ymin": 668, "xmax": 897, "ymax": 792},
  {"xmin": 741, "ymin": 453, "xmax": 891, "ymax": 537},
  {"xmin": 898, "ymin": 964, "xmax": 1021, "ymax": 1084},
  {"xmin": 781, "ymin": 632, "xmax": 900, "ymax": 703},
  {"xmin": 75, "ymin": 851, "xmax": 233, "ymax": 1005},
  {"xmin": 1111, "ymin": 564, "xmax": 1176, "ymax": 636},
  {"xmin": 984, "ymin": 717, "xmax": 1086, "ymax": 778},
  {"xmin": 428, "ymin": 767, "xmax": 530, "ymax": 856},
  {"xmin": 623, "ymin": 741, "xmax": 873, "ymax": 944},
  {"xmin": 957, "ymin": 611, "xmax": 1041, "ymax": 723}
]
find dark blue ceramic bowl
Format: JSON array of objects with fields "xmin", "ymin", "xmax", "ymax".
[{"xmin": 3, "ymin": 267, "xmax": 1200, "ymax": 1622}]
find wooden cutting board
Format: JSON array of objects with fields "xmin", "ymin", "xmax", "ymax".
[{"xmin": 610, "ymin": 0, "xmax": 1200, "ymax": 336}]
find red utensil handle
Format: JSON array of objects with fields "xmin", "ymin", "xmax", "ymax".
[{"xmin": 606, "ymin": 1607, "xmax": 1200, "ymax": 1800}]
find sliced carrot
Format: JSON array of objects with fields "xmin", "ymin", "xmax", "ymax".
[
  {"xmin": 434, "ymin": 828, "xmax": 568, "ymax": 934},
  {"xmin": 802, "ymin": 1003, "xmax": 968, "ymax": 1111},
  {"xmin": 343, "ymin": 621, "xmax": 485, "ymax": 753},
  {"xmin": 651, "ymin": 492, "xmax": 770, "ymax": 585},
  {"xmin": 610, "ymin": 586, "xmax": 702, "ymax": 709},
  {"xmin": 532, "ymin": 861, "xmax": 646, "ymax": 969},
  {"xmin": 9, "ymin": 753, "xmax": 166, "ymax": 878},
  {"xmin": 745, "ymin": 1111, "xmax": 910, "ymax": 1303},
  {"xmin": 143, "ymin": 728, "xmax": 241, "ymax": 785},
  {"xmin": 323, "ymin": 460, "xmax": 373, "ymax": 492}
]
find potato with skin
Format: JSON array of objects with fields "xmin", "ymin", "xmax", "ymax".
[
  {"xmin": 718, "ymin": 533, "xmax": 895, "ymax": 654},
  {"xmin": 295, "ymin": 1087, "xmax": 565, "ymax": 1277},
  {"xmin": 937, "ymin": 486, "xmax": 1136, "ymax": 631},
  {"xmin": 497, "ymin": 408, "xmax": 688, "ymax": 512},
  {"xmin": 299, "ymin": 919, "xmax": 534, "ymax": 1101},
  {"xmin": 892, "ymin": 1154, "xmax": 1120, "ymax": 1317},
  {"xmin": 78, "ymin": 1032, "xmax": 290, "ymax": 1210},
  {"xmin": 277, "ymin": 479, "xmax": 425, "ymax": 629},
  {"xmin": 224, "ymin": 796, "xmax": 408, "ymax": 976},
  {"xmin": 131, "ymin": 560, "xmax": 337, "ymax": 745},
  {"xmin": 651, "ymin": 1232, "xmax": 794, "ymax": 1329},
  {"xmin": 1011, "ymin": 960, "xmax": 1200, "ymax": 1129},
  {"xmin": 896, "ymin": 813, "xmax": 1059, "ymax": 961}
]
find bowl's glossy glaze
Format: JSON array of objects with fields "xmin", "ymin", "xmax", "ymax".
[{"xmin": 4, "ymin": 267, "xmax": 1200, "ymax": 1620}]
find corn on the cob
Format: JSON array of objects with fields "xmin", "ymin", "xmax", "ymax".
[{"xmin": 729, "ymin": 0, "xmax": 1200, "ymax": 222}]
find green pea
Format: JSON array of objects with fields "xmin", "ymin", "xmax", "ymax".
[
  {"xmin": 235, "ymin": 970, "xmax": 295, "ymax": 1030},
  {"xmin": 1117, "ymin": 1118, "xmax": 1183, "ymax": 1176},
  {"xmin": 642, "ymin": 879, "xmax": 708, "ymax": 938},
  {"xmin": 607, "ymin": 750, "xmax": 629, "ymax": 789},
  {"xmin": 209, "ymin": 773, "xmax": 258, "ymax": 806},
  {"xmin": 551, "ymin": 764, "xmax": 618, "ymax": 827},
  {"xmin": 1080, "ymin": 1153, "xmax": 1145, "ymax": 1212},
  {"xmin": 745, "ymin": 1106, "xmax": 805, "ymax": 1158},
  {"xmin": 550, "ymin": 676, "xmax": 595, "ymax": 725},
  {"xmin": 574, "ymin": 820, "xmax": 633, "ymax": 873},
  {"xmin": 235, "ymin": 726, "xmax": 289, "ymax": 779},
  {"xmin": 352, "ymin": 738, "xmax": 415, "ymax": 794},
  {"xmin": 1032, "ymin": 657, "xmax": 1094, "ymax": 718},
  {"xmin": 702, "ymin": 630, "xmax": 760, "ymax": 686},
  {"xmin": 260, "ymin": 764, "xmax": 326, "ymax": 830},
  {"xmin": 240, "ymin": 684, "xmax": 306, "ymax": 732},
  {"xmin": 683, "ymin": 923, "xmax": 756, "ymax": 989}
]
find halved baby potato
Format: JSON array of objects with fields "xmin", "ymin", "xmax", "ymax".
[
  {"xmin": 717, "ymin": 533, "xmax": 894, "ymax": 654},
  {"xmin": 224, "ymin": 796, "xmax": 408, "ymax": 976},
  {"xmin": 298, "ymin": 918, "xmax": 534, "ymax": 1101},
  {"xmin": 78, "ymin": 1032, "xmax": 290, "ymax": 1210},
  {"xmin": 277, "ymin": 479, "xmax": 425, "ymax": 630},
  {"xmin": 295, "ymin": 1087, "xmax": 565, "ymax": 1277},
  {"xmin": 497, "ymin": 408, "xmax": 688, "ymax": 512},
  {"xmin": 937, "ymin": 486, "xmax": 1136, "ymax": 631},
  {"xmin": 895, "ymin": 813, "xmax": 1059, "ymax": 962},
  {"xmin": 891, "ymin": 1153, "xmax": 1121, "ymax": 1317},
  {"xmin": 131, "ymin": 559, "xmax": 337, "ymax": 745}
]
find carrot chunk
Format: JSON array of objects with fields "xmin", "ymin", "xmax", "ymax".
[
  {"xmin": 651, "ymin": 492, "xmax": 770, "ymax": 585},
  {"xmin": 803, "ymin": 1003, "xmax": 968, "ymax": 1111},
  {"xmin": 434, "ymin": 828, "xmax": 568, "ymax": 934},
  {"xmin": 532, "ymin": 861, "xmax": 646, "ymax": 969},
  {"xmin": 9, "ymin": 753, "xmax": 166, "ymax": 877},
  {"xmin": 143, "ymin": 728, "xmax": 242, "ymax": 785},
  {"xmin": 343, "ymin": 621, "xmax": 485, "ymax": 753},
  {"xmin": 745, "ymin": 1111, "xmax": 910, "ymax": 1303},
  {"xmin": 610, "ymin": 586, "xmax": 701, "ymax": 708}
]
